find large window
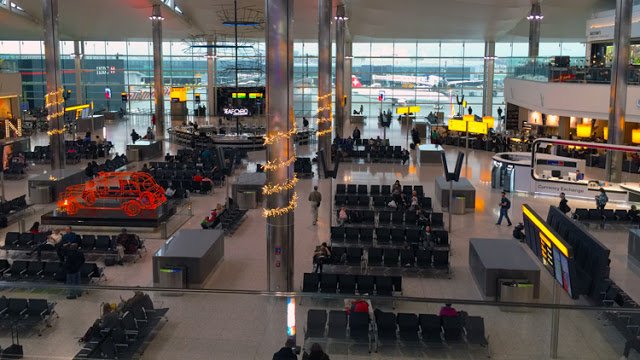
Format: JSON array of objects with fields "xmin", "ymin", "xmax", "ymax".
[{"xmin": 0, "ymin": 40, "xmax": 585, "ymax": 118}]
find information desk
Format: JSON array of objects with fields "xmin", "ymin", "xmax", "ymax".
[
  {"xmin": 28, "ymin": 169, "xmax": 86, "ymax": 204},
  {"xmin": 434, "ymin": 176, "xmax": 476, "ymax": 210},
  {"xmin": 417, "ymin": 144, "xmax": 444, "ymax": 164},
  {"xmin": 153, "ymin": 229, "xmax": 224, "ymax": 289},
  {"xmin": 232, "ymin": 172, "xmax": 267, "ymax": 206},
  {"xmin": 469, "ymin": 238, "xmax": 541, "ymax": 299},
  {"xmin": 127, "ymin": 140, "xmax": 163, "ymax": 161},
  {"xmin": 629, "ymin": 229, "xmax": 640, "ymax": 264}
]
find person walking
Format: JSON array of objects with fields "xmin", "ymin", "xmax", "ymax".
[
  {"xmin": 308, "ymin": 186, "xmax": 322, "ymax": 225},
  {"xmin": 596, "ymin": 188, "xmax": 608, "ymax": 210},
  {"xmin": 63, "ymin": 243, "xmax": 85, "ymax": 299},
  {"xmin": 496, "ymin": 192, "xmax": 512, "ymax": 226},
  {"xmin": 558, "ymin": 192, "xmax": 571, "ymax": 215}
]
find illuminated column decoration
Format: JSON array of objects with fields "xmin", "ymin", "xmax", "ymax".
[
  {"xmin": 606, "ymin": 0, "xmax": 632, "ymax": 183},
  {"xmin": 151, "ymin": 4, "xmax": 165, "ymax": 139},
  {"xmin": 73, "ymin": 40, "xmax": 84, "ymax": 104},
  {"xmin": 334, "ymin": 4, "xmax": 346, "ymax": 139},
  {"xmin": 265, "ymin": 0, "xmax": 295, "ymax": 292},
  {"xmin": 482, "ymin": 41, "xmax": 495, "ymax": 117},
  {"xmin": 42, "ymin": 0, "xmax": 65, "ymax": 170},
  {"xmin": 317, "ymin": 0, "xmax": 333, "ymax": 174},
  {"xmin": 5, "ymin": 119, "xmax": 22, "ymax": 138}
]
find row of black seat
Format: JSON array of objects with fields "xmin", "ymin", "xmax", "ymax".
[
  {"xmin": 306, "ymin": 309, "xmax": 487, "ymax": 350},
  {"xmin": 335, "ymin": 194, "xmax": 433, "ymax": 211},
  {"xmin": 335, "ymin": 145, "xmax": 407, "ymax": 163},
  {"xmin": 337, "ymin": 184, "xmax": 423, "ymax": 197},
  {"xmin": 75, "ymin": 293, "xmax": 168, "ymax": 360},
  {"xmin": 573, "ymin": 208, "xmax": 639, "ymax": 224},
  {"xmin": 0, "ymin": 195, "xmax": 28, "ymax": 228},
  {"xmin": 333, "ymin": 209, "xmax": 441, "ymax": 227},
  {"xmin": 0, "ymin": 259, "xmax": 103, "ymax": 283},
  {"xmin": 217, "ymin": 207, "xmax": 247, "ymax": 234},
  {"xmin": 4, "ymin": 232, "xmax": 121, "ymax": 255},
  {"xmin": 331, "ymin": 226, "xmax": 447, "ymax": 245},
  {"xmin": 597, "ymin": 280, "xmax": 640, "ymax": 354},
  {"xmin": 328, "ymin": 246, "xmax": 450, "ymax": 270},
  {"xmin": 302, "ymin": 273, "xmax": 401, "ymax": 296},
  {"xmin": 0, "ymin": 297, "xmax": 57, "ymax": 335}
]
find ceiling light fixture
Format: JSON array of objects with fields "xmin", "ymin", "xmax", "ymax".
[
  {"xmin": 334, "ymin": 16, "xmax": 349, "ymax": 21},
  {"xmin": 149, "ymin": 5, "xmax": 165, "ymax": 21},
  {"xmin": 526, "ymin": 3, "xmax": 543, "ymax": 21},
  {"xmin": 484, "ymin": 56, "xmax": 498, "ymax": 60}
]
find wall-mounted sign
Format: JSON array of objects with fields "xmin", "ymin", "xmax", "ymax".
[{"xmin": 223, "ymin": 107, "xmax": 249, "ymax": 116}]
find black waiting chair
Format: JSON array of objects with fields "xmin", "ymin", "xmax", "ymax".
[
  {"xmin": 306, "ymin": 309, "xmax": 327, "ymax": 338},
  {"xmin": 320, "ymin": 274, "xmax": 338, "ymax": 293},
  {"xmin": 327, "ymin": 310, "xmax": 348, "ymax": 339},
  {"xmin": 303, "ymin": 273, "xmax": 319, "ymax": 292},
  {"xmin": 339, "ymin": 274, "xmax": 357, "ymax": 294},
  {"xmin": 397, "ymin": 313, "xmax": 420, "ymax": 342}
]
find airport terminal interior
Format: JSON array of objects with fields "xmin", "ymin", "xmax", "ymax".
[{"xmin": 3, "ymin": 0, "xmax": 640, "ymax": 359}]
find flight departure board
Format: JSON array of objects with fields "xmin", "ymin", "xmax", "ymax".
[{"xmin": 522, "ymin": 204, "xmax": 575, "ymax": 297}]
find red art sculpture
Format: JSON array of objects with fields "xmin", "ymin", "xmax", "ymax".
[{"xmin": 57, "ymin": 171, "xmax": 166, "ymax": 217}]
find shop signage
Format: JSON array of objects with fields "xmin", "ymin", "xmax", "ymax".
[
  {"xmin": 223, "ymin": 107, "xmax": 249, "ymax": 116},
  {"xmin": 533, "ymin": 180, "xmax": 627, "ymax": 201}
]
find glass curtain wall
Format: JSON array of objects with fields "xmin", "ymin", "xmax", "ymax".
[{"xmin": 0, "ymin": 40, "xmax": 585, "ymax": 117}]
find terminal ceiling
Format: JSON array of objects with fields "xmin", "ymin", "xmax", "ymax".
[{"xmin": 0, "ymin": 0, "xmax": 613, "ymax": 42}]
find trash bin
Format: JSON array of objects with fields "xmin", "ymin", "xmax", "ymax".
[
  {"xmin": 158, "ymin": 266, "xmax": 186, "ymax": 289},
  {"xmin": 451, "ymin": 196, "xmax": 466, "ymax": 215},
  {"xmin": 237, "ymin": 190, "xmax": 257, "ymax": 209},
  {"xmin": 126, "ymin": 148, "xmax": 140, "ymax": 162},
  {"xmin": 30, "ymin": 186, "xmax": 52, "ymax": 204},
  {"xmin": 499, "ymin": 279, "xmax": 534, "ymax": 311}
]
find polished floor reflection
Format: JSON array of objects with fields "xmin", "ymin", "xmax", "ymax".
[{"xmin": 0, "ymin": 115, "xmax": 636, "ymax": 359}]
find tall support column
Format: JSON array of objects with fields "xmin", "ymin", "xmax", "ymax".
[
  {"xmin": 344, "ymin": 36, "xmax": 352, "ymax": 125},
  {"xmin": 207, "ymin": 38, "xmax": 217, "ymax": 117},
  {"xmin": 334, "ymin": 4, "xmax": 346, "ymax": 139},
  {"xmin": 528, "ymin": 2, "xmax": 541, "ymax": 58},
  {"xmin": 317, "ymin": 0, "xmax": 333, "ymax": 174},
  {"xmin": 265, "ymin": 0, "xmax": 295, "ymax": 292},
  {"xmin": 606, "ymin": 0, "xmax": 632, "ymax": 183},
  {"xmin": 151, "ymin": 5, "xmax": 165, "ymax": 138},
  {"xmin": 73, "ymin": 40, "xmax": 84, "ymax": 105},
  {"xmin": 482, "ymin": 41, "xmax": 495, "ymax": 117},
  {"xmin": 42, "ymin": 0, "xmax": 65, "ymax": 170}
]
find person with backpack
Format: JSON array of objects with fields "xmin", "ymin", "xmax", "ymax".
[
  {"xmin": 596, "ymin": 188, "xmax": 608, "ymax": 210},
  {"xmin": 558, "ymin": 192, "xmax": 571, "ymax": 215},
  {"xmin": 495, "ymin": 192, "xmax": 512, "ymax": 226}
]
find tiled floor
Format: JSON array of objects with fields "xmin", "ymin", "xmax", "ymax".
[{"xmin": 0, "ymin": 115, "xmax": 636, "ymax": 358}]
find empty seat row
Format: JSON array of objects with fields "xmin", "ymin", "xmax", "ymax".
[
  {"xmin": 0, "ymin": 259, "xmax": 103, "ymax": 283},
  {"xmin": 305, "ymin": 309, "xmax": 374, "ymax": 350},
  {"xmin": 336, "ymin": 184, "xmax": 424, "ymax": 197},
  {"xmin": 0, "ymin": 296, "xmax": 56, "ymax": 331},
  {"xmin": 330, "ymin": 225, "xmax": 447, "ymax": 245},
  {"xmin": 329, "ymin": 246, "xmax": 450, "ymax": 270},
  {"xmin": 302, "ymin": 273, "xmax": 401, "ymax": 296},
  {"xmin": 573, "ymin": 208, "xmax": 639, "ymax": 223}
]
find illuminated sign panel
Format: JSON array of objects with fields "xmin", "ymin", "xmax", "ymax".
[
  {"xmin": 232, "ymin": 92, "xmax": 247, "ymax": 99},
  {"xmin": 447, "ymin": 119, "xmax": 466, "ymax": 132},
  {"xmin": 395, "ymin": 106, "xmax": 421, "ymax": 115},
  {"xmin": 467, "ymin": 121, "xmax": 488, "ymax": 135},
  {"xmin": 169, "ymin": 87, "xmax": 187, "ymax": 102},
  {"xmin": 249, "ymin": 92, "xmax": 263, "ymax": 99},
  {"xmin": 223, "ymin": 107, "xmax": 249, "ymax": 116},
  {"xmin": 522, "ymin": 204, "xmax": 573, "ymax": 296}
]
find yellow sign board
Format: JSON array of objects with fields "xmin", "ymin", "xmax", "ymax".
[
  {"xmin": 169, "ymin": 87, "xmax": 187, "ymax": 102},
  {"xmin": 64, "ymin": 104, "xmax": 91, "ymax": 112},
  {"xmin": 467, "ymin": 121, "xmax": 488, "ymax": 135},
  {"xmin": 447, "ymin": 119, "xmax": 466, "ymax": 132},
  {"xmin": 395, "ymin": 106, "xmax": 421, "ymax": 115},
  {"xmin": 463, "ymin": 114, "xmax": 475, "ymax": 122},
  {"xmin": 482, "ymin": 116, "xmax": 495, "ymax": 129},
  {"xmin": 522, "ymin": 205, "xmax": 569, "ymax": 257}
]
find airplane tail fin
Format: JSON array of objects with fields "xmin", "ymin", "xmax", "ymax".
[{"xmin": 351, "ymin": 75, "xmax": 362, "ymax": 88}]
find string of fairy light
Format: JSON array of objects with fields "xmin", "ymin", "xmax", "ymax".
[
  {"xmin": 45, "ymin": 88, "xmax": 65, "ymax": 123},
  {"xmin": 316, "ymin": 93, "xmax": 333, "ymax": 136},
  {"xmin": 261, "ymin": 109, "xmax": 298, "ymax": 218}
]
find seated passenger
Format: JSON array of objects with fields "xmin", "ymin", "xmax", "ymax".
[
  {"xmin": 439, "ymin": 303, "xmax": 458, "ymax": 317},
  {"xmin": 337, "ymin": 207, "xmax": 348, "ymax": 226},
  {"xmin": 575, "ymin": 169, "xmax": 585, "ymax": 181},
  {"xmin": 313, "ymin": 242, "xmax": 331, "ymax": 273},
  {"xmin": 349, "ymin": 299, "xmax": 369, "ymax": 314},
  {"xmin": 29, "ymin": 228, "xmax": 62, "ymax": 261},
  {"xmin": 144, "ymin": 127, "xmax": 155, "ymax": 140},
  {"xmin": 201, "ymin": 209, "xmax": 218, "ymax": 229},
  {"xmin": 165, "ymin": 183, "xmax": 177, "ymax": 199}
]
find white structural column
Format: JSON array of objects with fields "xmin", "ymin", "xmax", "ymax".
[
  {"xmin": 606, "ymin": 0, "xmax": 632, "ymax": 183},
  {"xmin": 482, "ymin": 41, "xmax": 495, "ymax": 117},
  {"xmin": 334, "ymin": 4, "xmax": 346, "ymax": 138},
  {"xmin": 42, "ymin": 0, "xmax": 65, "ymax": 170},
  {"xmin": 265, "ymin": 0, "xmax": 295, "ymax": 292},
  {"xmin": 344, "ymin": 35, "xmax": 352, "ymax": 125},
  {"xmin": 528, "ymin": 2, "xmax": 541, "ymax": 57},
  {"xmin": 73, "ymin": 40, "xmax": 84, "ymax": 105},
  {"xmin": 151, "ymin": 5, "xmax": 165, "ymax": 138},
  {"xmin": 207, "ymin": 38, "xmax": 217, "ymax": 116},
  {"xmin": 317, "ymin": 0, "xmax": 333, "ymax": 174}
]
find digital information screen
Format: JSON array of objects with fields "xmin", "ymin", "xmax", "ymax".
[{"xmin": 522, "ymin": 204, "xmax": 574, "ymax": 297}]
